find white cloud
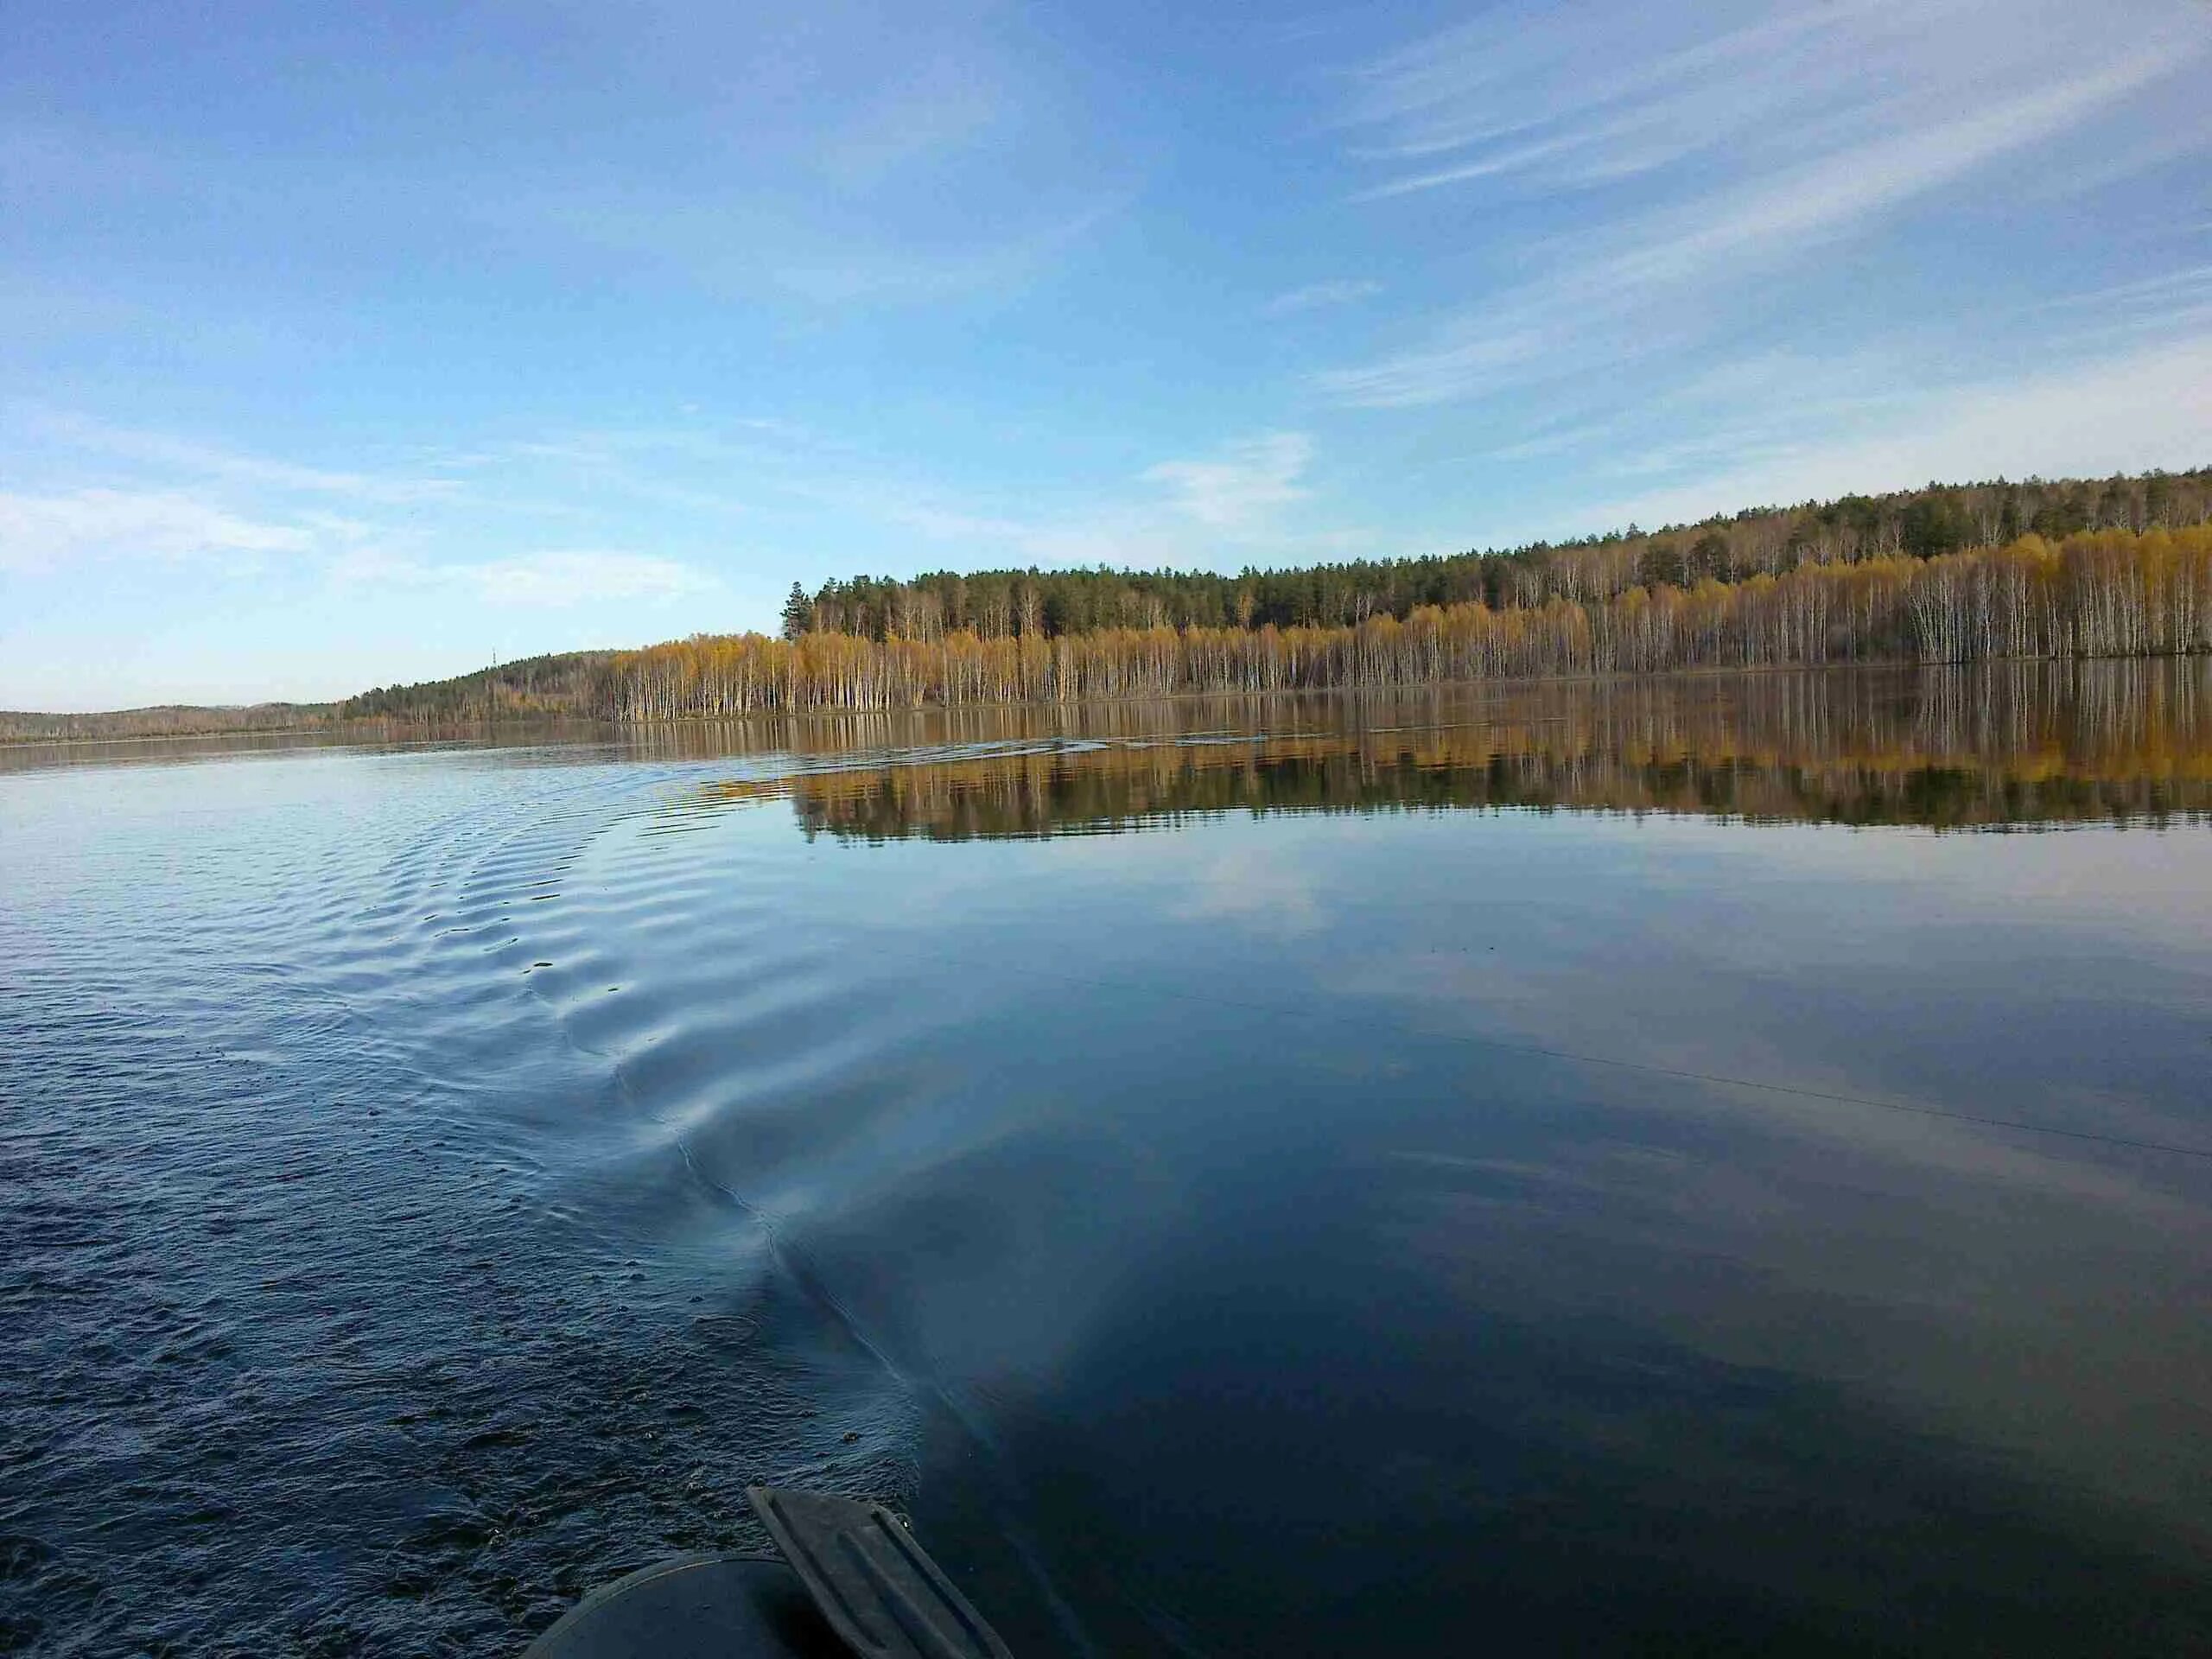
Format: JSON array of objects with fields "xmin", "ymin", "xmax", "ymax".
[
  {"xmin": 1143, "ymin": 432, "xmax": 1313, "ymax": 532},
  {"xmin": 7, "ymin": 410, "xmax": 728, "ymax": 612},
  {"xmin": 1262, "ymin": 279, "xmax": 1382, "ymax": 317},
  {"xmin": 804, "ymin": 429, "xmax": 1365, "ymax": 573},
  {"xmin": 0, "ymin": 487, "xmax": 314, "ymax": 572},
  {"xmin": 331, "ymin": 547, "xmax": 714, "ymax": 607}
]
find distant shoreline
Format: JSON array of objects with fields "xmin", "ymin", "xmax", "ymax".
[
  {"xmin": 16, "ymin": 469, "xmax": 2207, "ymax": 736},
  {"xmin": 0, "ymin": 724, "xmax": 329, "ymax": 750},
  {"xmin": 10, "ymin": 649, "xmax": 2210, "ymax": 751}
]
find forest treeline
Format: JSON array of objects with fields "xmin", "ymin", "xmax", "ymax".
[
  {"xmin": 329, "ymin": 469, "xmax": 2212, "ymax": 723},
  {"xmin": 428, "ymin": 524, "xmax": 2211, "ymax": 719},
  {"xmin": 783, "ymin": 468, "xmax": 2212, "ymax": 641}
]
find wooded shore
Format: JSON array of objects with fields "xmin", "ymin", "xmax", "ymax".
[{"xmin": 586, "ymin": 527, "xmax": 2212, "ymax": 717}]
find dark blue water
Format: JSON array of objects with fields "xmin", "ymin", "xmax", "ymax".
[{"xmin": 4, "ymin": 666, "xmax": 2210, "ymax": 1656}]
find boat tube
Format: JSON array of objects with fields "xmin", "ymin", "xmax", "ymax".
[{"xmin": 521, "ymin": 1486, "xmax": 1014, "ymax": 1658}]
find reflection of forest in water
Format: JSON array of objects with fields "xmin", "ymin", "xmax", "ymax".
[{"xmin": 665, "ymin": 660, "xmax": 2212, "ymax": 837}]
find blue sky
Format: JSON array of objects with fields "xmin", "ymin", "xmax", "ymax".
[{"xmin": 4, "ymin": 0, "xmax": 2210, "ymax": 709}]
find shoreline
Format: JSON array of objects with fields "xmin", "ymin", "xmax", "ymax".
[{"xmin": 7, "ymin": 651, "xmax": 2209, "ymax": 752}]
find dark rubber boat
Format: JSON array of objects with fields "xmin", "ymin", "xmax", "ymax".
[{"xmin": 522, "ymin": 1486, "xmax": 1013, "ymax": 1658}]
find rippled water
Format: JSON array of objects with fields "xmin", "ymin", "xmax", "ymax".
[{"xmin": 4, "ymin": 664, "xmax": 2210, "ymax": 1656}]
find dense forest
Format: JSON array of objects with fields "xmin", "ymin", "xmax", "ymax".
[
  {"xmin": 469, "ymin": 524, "xmax": 2206, "ymax": 717},
  {"xmin": 781, "ymin": 469, "xmax": 2212, "ymax": 641}
]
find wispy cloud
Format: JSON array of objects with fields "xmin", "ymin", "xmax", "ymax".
[
  {"xmin": 17, "ymin": 410, "xmax": 458, "ymax": 504},
  {"xmin": 1583, "ymin": 334, "xmax": 2212, "ymax": 531},
  {"xmin": 1317, "ymin": 327, "xmax": 1553, "ymax": 412},
  {"xmin": 3, "ymin": 4, "xmax": 1122, "ymax": 316},
  {"xmin": 486, "ymin": 188, "xmax": 1126, "ymax": 307},
  {"xmin": 411, "ymin": 3, "xmax": 1128, "ymax": 308},
  {"xmin": 4, "ymin": 409, "xmax": 727, "ymax": 609},
  {"xmin": 2032, "ymin": 265, "xmax": 2212, "ymax": 317},
  {"xmin": 1586, "ymin": 56, "xmax": 2175, "ymax": 293},
  {"xmin": 0, "ymin": 405, "xmax": 475, "ymax": 581},
  {"xmin": 810, "ymin": 49, "xmax": 1010, "ymax": 190},
  {"xmin": 0, "ymin": 488, "xmax": 315, "ymax": 573},
  {"xmin": 468, "ymin": 550, "xmax": 711, "ymax": 607},
  {"xmin": 1321, "ymin": 0, "xmax": 2212, "ymax": 410},
  {"xmin": 1262, "ymin": 278, "xmax": 1382, "ymax": 318},
  {"xmin": 1143, "ymin": 432, "xmax": 1314, "ymax": 532},
  {"xmin": 331, "ymin": 548, "xmax": 714, "ymax": 607},
  {"xmin": 1345, "ymin": 1, "xmax": 1853, "ymax": 195}
]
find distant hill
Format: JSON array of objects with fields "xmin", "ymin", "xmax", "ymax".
[
  {"xmin": 338, "ymin": 651, "xmax": 620, "ymax": 723},
  {"xmin": 0, "ymin": 654, "xmax": 613, "ymax": 744},
  {"xmin": 0, "ymin": 703, "xmax": 336, "ymax": 743}
]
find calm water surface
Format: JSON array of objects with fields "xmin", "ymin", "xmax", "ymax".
[{"xmin": 3, "ymin": 664, "xmax": 2210, "ymax": 1656}]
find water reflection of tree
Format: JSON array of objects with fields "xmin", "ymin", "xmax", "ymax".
[{"xmin": 657, "ymin": 663, "xmax": 2212, "ymax": 838}]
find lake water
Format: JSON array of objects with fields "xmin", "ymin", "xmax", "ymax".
[{"xmin": 3, "ymin": 663, "xmax": 2210, "ymax": 1656}]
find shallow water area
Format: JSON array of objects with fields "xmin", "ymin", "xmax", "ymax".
[{"xmin": 3, "ymin": 663, "xmax": 2210, "ymax": 1656}]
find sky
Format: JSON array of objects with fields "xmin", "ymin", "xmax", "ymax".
[{"xmin": 3, "ymin": 0, "xmax": 2210, "ymax": 709}]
